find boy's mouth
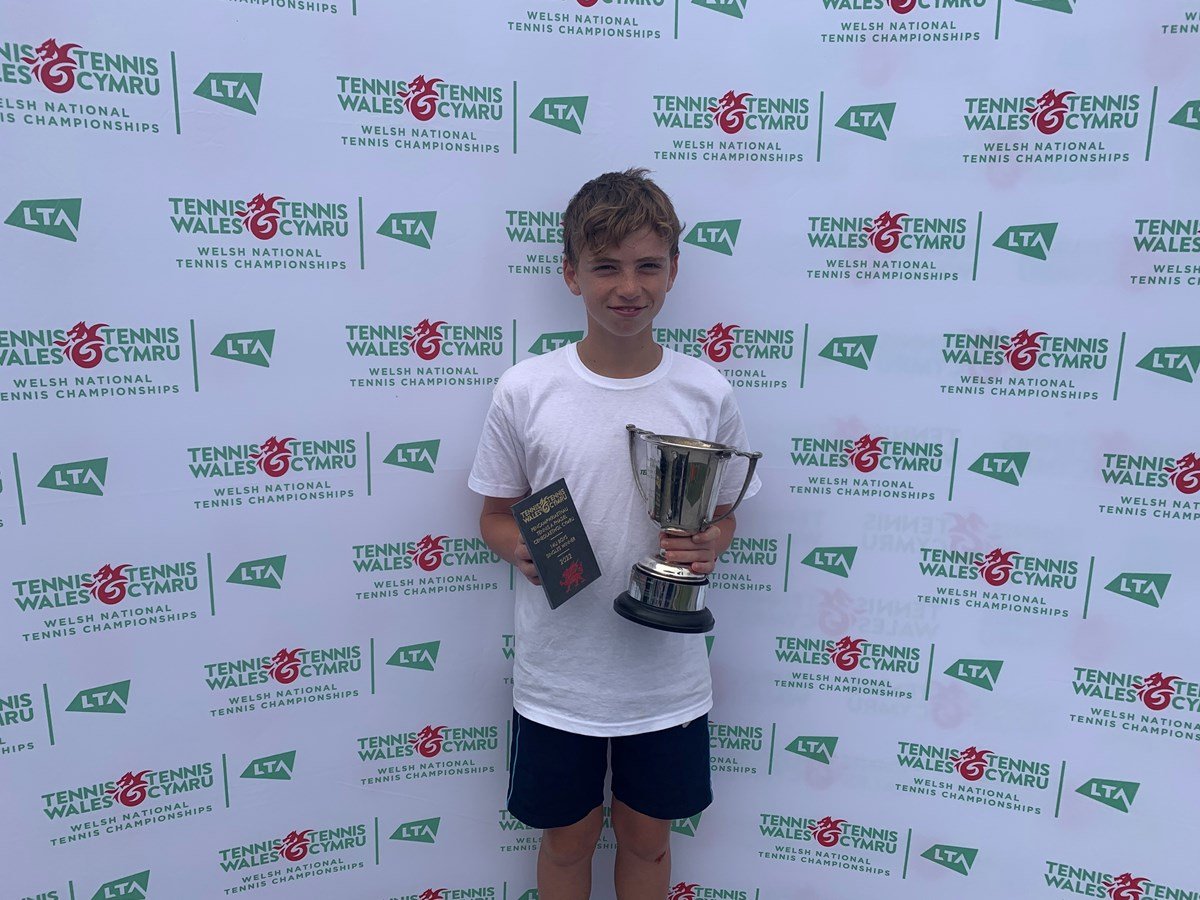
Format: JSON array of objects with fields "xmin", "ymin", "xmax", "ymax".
[{"xmin": 609, "ymin": 305, "xmax": 646, "ymax": 317}]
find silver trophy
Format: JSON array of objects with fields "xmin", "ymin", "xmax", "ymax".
[{"xmin": 615, "ymin": 424, "xmax": 762, "ymax": 633}]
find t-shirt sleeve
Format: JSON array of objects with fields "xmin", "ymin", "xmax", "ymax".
[
  {"xmin": 467, "ymin": 380, "xmax": 530, "ymax": 498},
  {"xmin": 715, "ymin": 390, "xmax": 762, "ymax": 508}
]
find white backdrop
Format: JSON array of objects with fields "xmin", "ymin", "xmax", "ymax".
[{"xmin": 3, "ymin": 1, "xmax": 1200, "ymax": 898}]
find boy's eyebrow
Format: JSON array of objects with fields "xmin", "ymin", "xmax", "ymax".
[{"xmin": 590, "ymin": 254, "xmax": 668, "ymax": 263}]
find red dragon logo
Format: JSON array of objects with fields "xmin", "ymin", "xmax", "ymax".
[
  {"xmin": 1165, "ymin": 453, "xmax": 1200, "ymax": 495},
  {"xmin": 948, "ymin": 512, "xmax": 988, "ymax": 551},
  {"xmin": 399, "ymin": 75, "xmax": 443, "ymax": 121},
  {"xmin": 975, "ymin": 548, "xmax": 1019, "ymax": 587},
  {"xmin": 560, "ymin": 560, "xmax": 585, "ymax": 592},
  {"xmin": 264, "ymin": 648, "xmax": 305, "ymax": 685},
  {"xmin": 846, "ymin": 434, "xmax": 887, "ymax": 473},
  {"xmin": 817, "ymin": 588, "xmax": 862, "ymax": 636},
  {"xmin": 21, "ymin": 39, "xmax": 82, "ymax": 94},
  {"xmin": 950, "ymin": 746, "xmax": 992, "ymax": 781},
  {"xmin": 809, "ymin": 816, "xmax": 847, "ymax": 848},
  {"xmin": 88, "ymin": 564, "xmax": 131, "ymax": 605},
  {"xmin": 576, "ymin": 0, "xmax": 600, "ymax": 5},
  {"xmin": 238, "ymin": 193, "xmax": 284, "ymax": 241},
  {"xmin": 407, "ymin": 319, "xmax": 448, "ymax": 360},
  {"xmin": 1134, "ymin": 672, "xmax": 1181, "ymax": 711},
  {"xmin": 864, "ymin": 211, "xmax": 908, "ymax": 254},
  {"xmin": 668, "ymin": 884, "xmax": 699, "ymax": 900},
  {"xmin": 408, "ymin": 534, "xmax": 449, "ymax": 572},
  {"xmin": 106, "ymin": 770, "xmax": 152, "ymax": 807},
  {"xmin": 1104, "ymin": 874, "xmax": 1150, "ymax": 900},
  {"xmin": 1001, "ymin": 329, "xmax": 1047, "ymax": 372},
  {"xmin": 708, "ymin": 90, "xmax": 752, "ymax": 135},
  {"xmin": 411, "ymin": 725, "xmax": 447, "ymax": 758},
  {"xmin": 274, "ymin": 830, "xmax": 313, "ymax": 862},
  {"xmin": 887, "ymin": 0, "xmax": 918, "ymax": 11},
  {"xmin": 250, "ymin": 436, "xmax": 296, "ymax": 478},
  {"xmin": 418, "ymin": 892, "xmax": 447, "ymax": 900},
  {"xmin": 1025, "ymin": 89, "xmax": 1074, "ymax": 135},
  {"xmin": 827, "ymin": 636, "xmax": 867, "ymax": 672},
  {"xmin": 54, "ymin": 321, "xmax": 108, "ymax": 369},
  {"xmin": 699, "ymin": 323, "xmax": 739, "ymax": 363}
]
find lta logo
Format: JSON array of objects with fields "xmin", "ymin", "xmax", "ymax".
[
  {"xmin": 408, "ymin": 535, "xmax": 449, "ymax": 571},
  {"xmin": 808, "ymin": 816, "xmax": 845, "ymax": 847}
]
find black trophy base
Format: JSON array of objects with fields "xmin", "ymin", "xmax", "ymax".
[{"xmin": 614, "ymin": 592, "xmax": 715, "ymax": 634}]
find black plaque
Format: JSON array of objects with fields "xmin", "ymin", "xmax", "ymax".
[{"xmin": 511, "ymin": 478, "xmax": 601, "ymax": 609}]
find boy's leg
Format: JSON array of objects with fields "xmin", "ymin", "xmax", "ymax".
[
  {"xmin": 611, "ymin": 797, "xmax": 672, "ymax": 898},
  {"xmin": 610, "ymin": 714, "xmax": 712, "ymax": 900},
  {"xmin": 539, "ymin": 804, "xmax": 604, "ymax": 899},
  {"xmin": 506, "ymin": 710, "xmax": 608, "ymax": 898}
]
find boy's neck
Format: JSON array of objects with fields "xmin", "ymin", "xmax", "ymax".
[{"xmin": 575, "ymin": 332, "xmax": 663, "ymax": 379}]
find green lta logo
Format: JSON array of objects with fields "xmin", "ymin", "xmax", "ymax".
[
  {"xmin": 1104, "ymin": 572, "xmax": 1170, "ymax": 608},
  {"xmin": 994, "ymin": 223, "xmax": 1057, "ymax": 260},
  {"xmin": 921, "ymin": 844, "xmax": 977, "ymax": 876},
  {"xmin": 784, "ymin": 735, "xmax": 838, "ymax": 764},
  {"xmin": 800, "ymin": 546, "xmax": 856, "ymax": 578},
  {"xmin": 1169, "ymin": 100, "xmax": 1200, "ymax": 132},
  {"xmin": 39, "ymin": 458, "xmax": 108, "ymax": 496},
  {"xmin": 6, "ymin": 199, "xmax": 81, "ymax": 242},
  {"xmin": 227, "ymin": 555, "xmax": 286, "ymax": 589},
  {"xmin": 194, "ymin": 72, "xmax": 262, "ymax": 115},
  {"xmin": 1136, "ymin": 346, "xmax": 1200, "ymax": 384},
  {"xmin": 90, "ymin": 871, "xmax": 150, "ymax": 900},
  {"xmin": 378, "ymin": 211, "xmax": 436, "ymax": 249},
  {"xmin": 968, "ymin": 451, "xmax": 1030, "ymax": 486},
  {"xmin": 692, "ymin": 0, "xmax": 747, "ymax": 19},
  {"xmin": 387, "ymin": 641, "xmax": 440, "ymax": 671},
  {"xmin": 835, "ymin": 103, "xmax": 895, "ymax": 141},
  {"xmin": 530, "ymin": 96, "xmax": 588, "ymax": 134},
  {"xmin": 944, "ymin": 658, "xmax": 1003, "ymax": 691},
  {"xmin": 671, "ymin": 813, "xmax": 702, "ymax": 836},
  {"xmin": 241, "ymin": 750, "xmax": 296, "ymax": 780},
  {"xmin": 383, "ymin": 440, "xmax": 440, "ymax": 474},
  {"xmin": 390, "ymin": 817, "xmax": 441, "ymax": 843},
  {"xmin": 529, "ymin": 331, "xmax": 583, "ymax": 355},
  {"xmin": 212, "ymin": 330, "xmax": 275, "ymax": 368},
  {"xmin": 1014, "ymin": 0, "xmax": 1074, "ymax": 11},
  {"xmin": 683, "ymin": 220, "xmax": 740, "ymax": 256},
  {"xmin": 66, "ymin": 680, "xmax": 131, "ymax": 714},
  {"xmin": 1076, "ymin": 778, "xmax": 1139, "ymax": 813},
  {"xmin": 818, "ymin": 335, "xmax": 876, "ymax": 370}
]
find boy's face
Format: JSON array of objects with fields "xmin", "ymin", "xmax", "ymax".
[{"xmin": 563, "ymin": 227, "xmax": 678, "ymax": 342}]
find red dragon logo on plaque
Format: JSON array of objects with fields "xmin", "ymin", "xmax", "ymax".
[
  {"xmin": 54, "ymin": 321, "xmax": 108, "ymax": 369},
  {"xmin": 21, "ymin": 39, "xmax": 82, "ymax": 94},
  {"xmin": 975, "ymin": 548, "xmax": 1019, "ymax": 587},
  {"xmin": 274, "ymin": 830, "xmax": 314, "ymax": 862},
  {"xmin": 1133, "ymin": 672, "xmax": 1180, "ymax": 711},
  {"xmin": 846, "ymin": 434, "xmax": 887, "ymax": 473},
  {"xmin": 809, "ymin": 816, "xmax": 847, "ymax": 848},
  {"xmin": 708, "ymin": 90, "xmax": 752, "ymax": 135},
  {"xmin": 950, "ymin": 746, "xmax": 992, "ymax": 781},
  {"xmin": 264, "ymin": 648, "xmax": 305, "ymax": 684},
  {"xmin": 238, "ymin": 193, "xmax": 284, "ymax": 241},
  {"xmin": 560, "ymin": 560, "xmax": 585, "ymax": 592},
  {"xmin": 89, "ymin": 564, "xmax": 131, "ymax": 605},
  {"xmin": 250, "ymin": 436, "xmax": 296, "ymax": 478},
  {"xmin": 699, "ymin": 323, "xmax": 739, "ymax": 362},
  {"xmin": 399, "ymin": 75, "xmax": 443, "ymax": 121},
  {"xmin": 1001, "ymin": 329, "xmax": 1047, "ymax": 371},
  {"xmin": 106, "ymin": 770, "xmax": 153, "ymax": 807},
  {"xmin": 410, "ymin": 725, "xmax": 447, "ymax": 758},
  {"xmin": 1025, "ymin": 89, "xmax": 1074, "ymax": 135},
  {"xmin": 864, "ymin": 211, "xmax": 907, "ymax": 253}
]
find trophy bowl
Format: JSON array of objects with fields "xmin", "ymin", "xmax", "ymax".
[{"xmin": 614, "ymin": 425, "xmax": 761, "ymax": 634}]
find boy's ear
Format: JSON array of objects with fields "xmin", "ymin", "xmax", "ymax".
[
  {"xmin": 667, "ymin": 252, "xmax": 679, "ymax": 289},
  {"xmin": 562, "ymin": 255, "xmax": 582, "ymax": 296}
]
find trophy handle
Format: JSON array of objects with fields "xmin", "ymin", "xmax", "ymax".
[
  {"xmin": 626, "ymin": 424, "xmax": 654, "ymax": 508},
  {"xmin": 705, "ymin": 449, "xmax": 762, "ymax": 529}
]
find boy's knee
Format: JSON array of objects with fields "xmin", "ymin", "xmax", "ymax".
[
  {"xmin": 611, "ymin": 800, "xmax": 671, "ymax": 863},
  {"xmin": 540, "ymin": 807, "xmax": 603, "ymax": 867}
]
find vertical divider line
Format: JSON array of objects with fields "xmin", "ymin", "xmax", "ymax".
[
  {"xmin": 370, "ymin": 638, "xmax": 377, "ymax": 695},
  {"xmin": 947, "ymin": 437, "xmax": 959, "ymax": 501},
  {"xmin": 1111, "ymin": 332, "xmax": 1126, "ymax": 401},
  {"xmin": 358, "ymin": 197, "xmax": 365, "ymax": 270},
  {"xmin": 767, "ymin": 722, "xmax": 777, "ymax": 775},
  {"xmin": 799, "ymin": 324, "xmax": 809, "ymax": 389},
  {"xmin": 971, "ymin": 210, "xmax": 983, "ymax": 281},
  {"xmin": 512, "ymin": 82, "xmax": 518, "ymax": 154},
  {"xmin": 13, "ymin": 453, "xmax": 26, "ymax": 525},
  {"xmin": 366, "ymin": 432, "xmax": 372, "ymax": 497},
  {"xmin": 189, "ymin": 319, "xmax": 200, "ymax": 392},
  {"xmin": 207, "ymin": 552, "xmax": 216, "ymax": 616},
  {"xmin": 1145, "ymin": 86, "xmax": 1159, "ymax": 161},
  {"xmin": 817, "ymin": 91, "xmax": 825, "ymax": 162},
  {"xmin": 170, "ymin": 51, "xmax": 181, "ymax": 134},
  {"xmin": 783, "ymin": 534, "xmax": 793, "ymax": 593},
  {"xmin": 42, "ymin": 683, "xmax": 55, "ymax": 746},
  {"xmin": 1082, "ymin": 556, "xmax": 1095, "ymax": 619},
  {"xmin": 994, "ymin": 0, "xmax": 1003, "ymax": 41},
  {"xmin": 221, "ymin": 753, "xmax": 230, "ymax": 808},
  {"xmin": 923, "ymin": 643, "xmax": 936, "ymax": 701},
  {"xmin": 902, "ymin": 828, "xmax": 913, "ymax": 878}
]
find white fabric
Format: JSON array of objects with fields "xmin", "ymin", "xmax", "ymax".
[{"xmin": 468, "ymin": 344, "xmax": 761, "ymax": 736}]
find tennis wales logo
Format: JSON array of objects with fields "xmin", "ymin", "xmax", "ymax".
[
  {"xmin": 22, "ymin": 38, "xmax": 81, "ymax": 92},
  {"xmin": 5, "ymin": 198, "xmax": 81, "ymax": 241},
  {"xmin": 399, "ymin": 75, "xmax": 441, "ymax": 120},
  {"xmin": 409, "ymin": 535, "xmax": 449, "ymax": 571},
  {"xmin": 250, "ymin": 438, "xmax": 296, "ymax": 477},
  {"xmin": 846, "ymin": 435, "xmax": 886, "ymax": 472},
  {"xmin": 864, "ymin": 212, "xmax": 907, "ymax": 253}
]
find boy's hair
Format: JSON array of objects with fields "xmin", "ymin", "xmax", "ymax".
[{"xmin": 562, "ymin": 168, "xmax": 682, "ymax": 266}]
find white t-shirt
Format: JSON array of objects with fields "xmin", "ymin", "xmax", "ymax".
[{"xmin": 468, "ymin": 344, "xmax": 761, "ymax": 736}]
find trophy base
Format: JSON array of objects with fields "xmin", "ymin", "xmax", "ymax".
[{"xmin": 614, "ymin": 591, "xmax": 715, "ymax": 634}]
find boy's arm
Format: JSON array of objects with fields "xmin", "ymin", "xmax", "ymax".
[
  {"xmin": 660, "ymin": 503, "xmax": 736, "ymax": 575},
  {"xmin": 480, "ymin": 495, "xmax": 541, "ymax": 585}
]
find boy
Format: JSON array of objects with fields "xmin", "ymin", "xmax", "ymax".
[{"xmin": 468, "ymin": 169, "xmax": 760, "ymax": 898}]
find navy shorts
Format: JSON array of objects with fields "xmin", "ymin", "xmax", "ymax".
[{"xmin": 506, "ymin": 709, "xmax": 713, "ymax": 829}]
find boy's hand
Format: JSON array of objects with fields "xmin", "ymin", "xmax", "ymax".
[
  {"xmin": 660, "ymin": 524, "xmax": 722, "ymax": 575},
  {"xmin": 515, "ymin": 535, "xmax": 542, "ymax": 586}
]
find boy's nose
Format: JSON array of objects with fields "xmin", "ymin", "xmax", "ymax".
[{"xmin": 618, "ymin": 272, "xmax": 640, "ymax": 298}]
